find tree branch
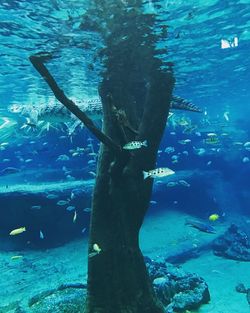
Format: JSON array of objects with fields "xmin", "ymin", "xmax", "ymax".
[{"xmin": 29, "ymin": 52, "xmax": 121, "ymax": 154}]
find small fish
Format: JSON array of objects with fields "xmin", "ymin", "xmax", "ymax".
[
  {"xmin": 24, "ymin": 159, "xmax": 33, "ymax": 163},
  {"xmin": 204, "ymin": 137, "xmax": 220, "ymax": 145},
  {"xmin": 46, "ymin": 193, "xmax": 58, "ymax": 199},
  {"xmin": 243, "ymin": 157, "xmax": 250, "ymax": 163},
  {"xmin": 57, "ymin": 200, "xmax": 69, "ymax": 206},
  {"xmin": 66, "ymin": 205, "xmax": 75, "ymax": 211},
  {"xmin": 123, "ymin": 140, "xmax": 148, "ymax": 150},
  {"xmin": 56, "ymin": 154, "xmax": 70, "ymax": 161},
  {"xmin": 150, "ymin": 200, "xmax": 157, "ymax": 205},
  {"xmin": 83, "ymin": 207, "xmax": 91, "ymax": 213},
  {"xmin": 73, "ymin": 210, "xmax": 77, "ymax": 223},
  {"xmin": 185, "ymin": 220, "xmax": 216, "ymax": 234},
  {"xmin": 209, "ymin": 214, "xmax": 219, "ymax": 222},
  {"xmin": 143, "ymin": 167, "xmax": 175, "ymax": 179},
  {"xmin": 89, "ymin": 243, "xmax": 102, "ymax": 258},
  {"xmin": 223, "ymin": 111, "xmax": 230, "ymax": 121},
  {"xmin": 10, "ymin": 227, "xmax": 26, "ymax": 236},
  {"xmin": 81, "ymin": 227, "xmax": 86, "ymax": 234},
  {"xmin": 167, "ymin": 181, "xmax": 178, "ymax": 187},
  {"xmin": 11, "ymin": 255, "xmax": 23, "ymax": 260},
  {"xmin": 207, "ymin": 132, "xmax": 217, "ymax": 137},
  {"xmin": 244, "ymin": 142, "xmax": 250, "ymax": 151},
  {"xmin": 39, "ymin": 230, "xmax": 44, "ymax": 239},
  {"xmin": 31, "ymin": 205, "xmax": 41, "ymax": 210},
  {"xmin": 178, "ymin": 139, "xmax": 191, "ymax": 145},
  {"xmin": 165, "ymin": 146, "xmax": 175, "ymax": 153},
  {"xmin": 178, "ymin": 180, "xmax": 190, "ymax": 187}
]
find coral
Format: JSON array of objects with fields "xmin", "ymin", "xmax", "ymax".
[
  {"xmin": 213, "ymin": 224, "xmax": 250, "ymax": 261},
  {"xmin": 145, "ymin": 258, "xmax": 210, "ymax": 312}
]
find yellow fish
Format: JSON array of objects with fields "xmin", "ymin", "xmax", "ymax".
[
  {"xmin": 9, "ymin": 227, "xmax": 26, "ymax": 236},
  {"xmin": 209, "ymin": 214, "xmax": 219, "ymax": 222},
  {"xmin": 88, "ymin": 243, "xmax": 102, "ymax": 258},
  {"xmin": 11, "ymin": 255, "xmax": 23, "ymax": 260}
]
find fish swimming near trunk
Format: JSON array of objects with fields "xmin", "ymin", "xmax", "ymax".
[{"xmin": 185, "ymin": 219, "xmax": 216, "ymax": 234}]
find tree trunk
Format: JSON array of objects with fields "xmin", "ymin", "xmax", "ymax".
[
  {"xmin": 85, "ymin": 70, "xmax": 174, "ymax": 313},
  {"xmin": 84, "ymin": 2, "xmax": 174, "ymax": 312}
]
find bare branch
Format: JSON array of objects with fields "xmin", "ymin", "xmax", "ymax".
[{"xmin": 29, "ymin": 52, "xmax": 121, "ymax": 154}]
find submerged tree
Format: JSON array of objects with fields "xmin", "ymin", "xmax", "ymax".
[{"xmin": 30, "ymin": 1, "xmax": 174, "ymax": 312}]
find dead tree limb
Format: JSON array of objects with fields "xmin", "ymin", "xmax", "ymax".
[{"xmin": 29, "ymin": 52, "xmax": 121, "ymax": 154}]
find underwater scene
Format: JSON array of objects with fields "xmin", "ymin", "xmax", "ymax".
[{"xmin": 0, "ymin": 0, "xmax": 250, "ymax": 312}]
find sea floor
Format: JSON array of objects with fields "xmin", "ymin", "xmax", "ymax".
[{"xmin": 0, "ymin": 209, "xmax": 249, "ymax": 312}]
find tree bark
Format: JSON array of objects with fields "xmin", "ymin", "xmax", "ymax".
[{"xmin": 85, "ymin": 67, "xmax": 174, "ymax": 313}]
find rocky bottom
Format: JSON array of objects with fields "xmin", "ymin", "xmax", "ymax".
[{"xmin": 0, "ymin": 257, "xmax": 210, "ymax": 313}]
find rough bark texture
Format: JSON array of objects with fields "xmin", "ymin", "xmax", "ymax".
[
  {"xmin": 85, "ymin": 71, "xmax": 174, "ymax": 313},
  {"xmin": 85, "ymin": 2, "xmax": 175, "ymax": 312}
]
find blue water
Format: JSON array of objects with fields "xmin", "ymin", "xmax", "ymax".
[{"xmin": 0, "ymin": 0, "xmax": 250, "ymax": 312}]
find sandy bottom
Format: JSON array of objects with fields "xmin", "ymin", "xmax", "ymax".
[{"xmin": 0, "ymin": 209, "xmax": 249, "ymax": 312}]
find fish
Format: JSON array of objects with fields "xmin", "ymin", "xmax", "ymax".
[
  {"xmin": 167, "ymin": 181, "xmax": 178, "ymax": 187},
  {"xmin": 207, "ymin": 132, "xmax": 217, "ymax": 137},
  {"xmin": 83, "ymin": 207, "xmax": 91, "ymax": 213},
  {"xmin": 66, "ymin": 206, "xmax": 76, "ymax": 211},
  {"xmin": 9, "ymin": 227, "xmax": 26, "ymax": 236},
  {"xmin": 46, "ymin": 193, "xmax": 59, "ymax": 199},
  {"xmin": 39, "ymin": 230, "xmax": 44, "ymax": 239},
  {"xmin": 178, "ymin": 139, "xmax": 191, "ymax": 144},
  {"xmin": 204, "ymin": 137, "xmax": 220, "ymax": 145},
  {"xmin": 56, "ymin": 154, "xmax": 70, "ymax": 161},
  {"xmin": 178, "ymin": 180, "xmax": 190, "ymax": 187},
  {"xmin": 31, "ymin": 205, "xmax": 41, "ymax": 210},
  {"xmin": 123, "ymin": 140, "xmax": 148, "ymax": 150},
  {"xmin": 73, "ymin": 210, "xmax": 77, "ymax": 223},
  {"xmin": 223, "ymin": 112, "xmax": 229, "ymax": 122},
  {"xmin": 143, "ymin": 167, "xmax": 175, "ymax": 179},
  {"xmin": 11, "ymin": 255, "xmax": 23, "ymax": 260},
  {"xmin": 57, "ymin": 200, "xmax": 69, "ymax": 206},
  {"xmin": 208, "ymin": 214, "xmax": 219, "ymax": 222},
  {"xmin": 244, "ymin": 142, "xmax": 250, "ymax": 151},
  {"xmin": 185, "ymin": 220, "xmax": 216, "ymax": 233},
  {"xmin": 164, "ymin": 146, "xmax": 175, "ymax": 153},
  {"xmin": 89, "ymin": 243, "xmax": 102, "ymax": 258},
  {"xmin": 242, "ymin": 157, "xmax": 249, "ymax": 163}
]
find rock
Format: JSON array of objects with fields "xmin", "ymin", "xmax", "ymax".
[
  {"xmin": 247, "ymin": 289, "xmax": 250, "ymax": 305},
  {"xmin": 235, "ymin": 283, "xmax": 250, "ymax": 306},
  {"xmin": 235, "ymin": 283, "xmax": 247, "ymax": 293},
  {"xmin": 145, "ymin": 258, "xmax": 210, "ymax": 312},
  {"xmin": 29, "ymin": 286, "xmax": 86, "ymax": 313},
  {"xmin": 0, "ymin": 302, "xmax": 19, "ymax": 313},
  {"xmin": 213, "ymin": 224, "xmax": 250, "ymax": 261}
]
